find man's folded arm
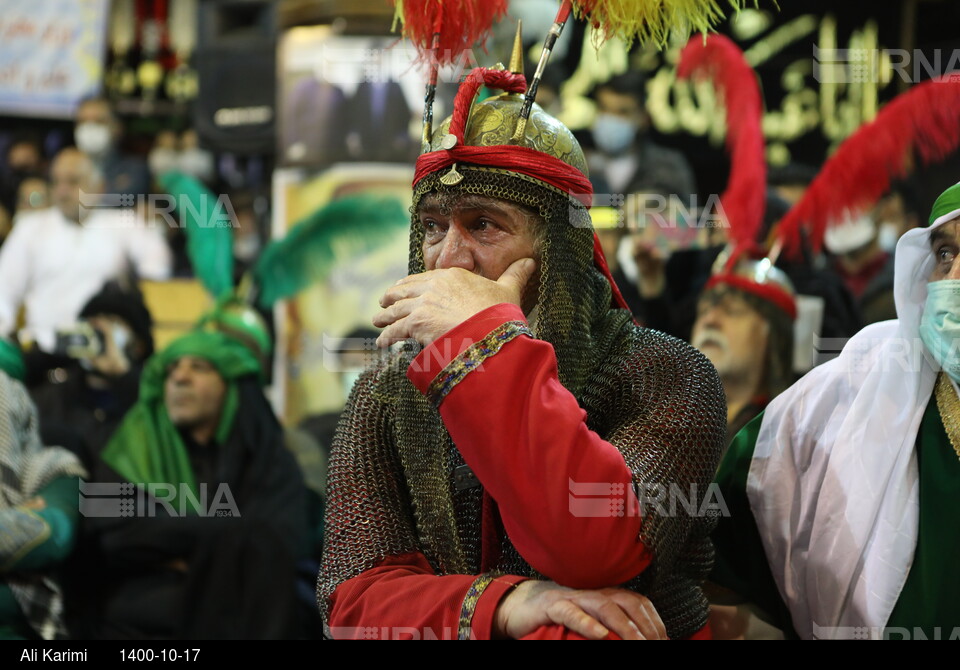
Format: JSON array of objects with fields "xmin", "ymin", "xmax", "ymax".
[{"xmin": 406, "ymin": 303, "xmax": 652, "ymax": 589}]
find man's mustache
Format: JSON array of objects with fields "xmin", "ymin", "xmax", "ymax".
[{"xmin": 691, "ymin": 328, "xmax": 728, "ymax": 354}]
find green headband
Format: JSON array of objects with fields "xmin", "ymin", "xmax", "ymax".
[
  {"xmin": 928, "ymin": 181, "xmax": 960, "ymax": 227},
  {"xmin": 140, "ymin": 330, "xmax": 263, "ymax": 403}
]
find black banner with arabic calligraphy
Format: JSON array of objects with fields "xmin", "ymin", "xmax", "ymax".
[{"xmin": 559, "ymin": 0, "xmax": 960, "ymax": 208}]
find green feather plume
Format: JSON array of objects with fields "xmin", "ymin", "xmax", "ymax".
[
  {"xmin": 253, "ymin": 194, "xmax": 409, "ymax": 309},
  {"xmin": 158, "ymin": 171, "xmax": 235, "ymax": 299}
]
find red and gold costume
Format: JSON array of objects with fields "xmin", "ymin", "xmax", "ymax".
[{"xmin": 318, "ymin": 21, "xmax": 726, "ymax": 640}]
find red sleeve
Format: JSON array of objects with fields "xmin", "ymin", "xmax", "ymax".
[
  {"xmin": 327, "ymin": 552, "xmax": 527, "ymax": 640},
  {"xmin": 407, "ymin": 304, "xmax": 651, "ymax": 589}
]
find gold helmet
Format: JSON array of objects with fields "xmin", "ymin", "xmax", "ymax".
[
  {"xmin": 413, "ymin": 22, "xmax": 592, "ymax": 206},
  {"xmin": 410, "ymin": 21, "xmax": 633, "ymax": 324},
  {"xmin": 427, "ymin": 92, "xmax": 587, "ymax": 177}
]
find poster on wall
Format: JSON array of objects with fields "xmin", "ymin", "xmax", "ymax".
[
  {"xmin": 270, "ymin": 164, "xmax": 413, "ymax": 426},
  {"xmin": 0, "ymin": 0, "xmax": 110, "ymax": 118},
  {"xmin": 277, "ymin": 24, "xmax": 470, "ymax": 168}
]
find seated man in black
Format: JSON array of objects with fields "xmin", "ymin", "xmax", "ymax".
[{"xmin": 78, "ymin": 327, "xmax": 309, "ymax": 639}]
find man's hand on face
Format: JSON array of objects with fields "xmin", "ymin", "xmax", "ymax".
[
  {"xmin": 373, "ymin": 258, "xmax": 537, "ymax": 349},
  {"xmin": 493, "ymin": 580, "xmax": 668, "ymax": 640}
]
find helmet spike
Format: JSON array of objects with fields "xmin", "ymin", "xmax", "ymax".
[
  {"xmin": 511, "ymin": 1, "xmax": 572, "ymax": 143},
  {"xmin": 509, "ymin": 20, "xmax": 524, "ymax": 75}
]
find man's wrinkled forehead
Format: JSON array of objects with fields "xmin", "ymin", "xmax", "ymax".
[{"xmin": 417, "ymin": 193, "xmax": 521, "ymax": 218}]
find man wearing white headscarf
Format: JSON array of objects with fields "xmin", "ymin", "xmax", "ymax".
[{"xmin": 711, "ymin": 182, "xmax": 960, "ymax": 640}]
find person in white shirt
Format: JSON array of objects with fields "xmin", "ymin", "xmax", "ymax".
[{"xmin": 0, "ymin": 148, "xmax": 171, "ymax": 348}]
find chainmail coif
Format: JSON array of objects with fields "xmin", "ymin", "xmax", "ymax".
[{"xmin": 318, "ymin": 166, "xmax": 727, "ymax": 639}]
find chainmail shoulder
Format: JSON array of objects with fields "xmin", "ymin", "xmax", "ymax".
[
  {"xmin": 315, "ymin": 350, "xmax": 418, "ymax": 624},
  {"xmin": 579, "ymin": 323, "xmax": 727, "ymax": 638}
]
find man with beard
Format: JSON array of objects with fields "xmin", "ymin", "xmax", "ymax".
[
  {"xmin": 318, "ymin": 57, "xmax": 726, "ymax": 639},
  {"xmin": 689, "ymin": 262, "xmax": 796, "ymax": 450},
  {"xmin": 80, "ymin": 321, "xmax": 309, "ymax": 639}
]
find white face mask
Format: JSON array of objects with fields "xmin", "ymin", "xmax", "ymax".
[
  {"xmin": 112, "ymin": 323, "xmax": 131, "ymax": 355},
  {"xmin": 75, "ymin": 122, "xmax": 112, "ymax": 157},
  {"xmin": 592, "ymin": 113, "xmax": 638, "ymax": 155},
  {"xmin": 148, "ymin": 147, "xmax": 179, "ymax": 177},
  {"xmin": 877, "ymin": 221, "xmax": 900, "ymax": 253},
  {"xmin": 178, "ymin": 148, "xmax": 215, "ymax": 182},
  {"xmin": 234, "ymin": 234, "xmax": 261, "ymax": 262}
]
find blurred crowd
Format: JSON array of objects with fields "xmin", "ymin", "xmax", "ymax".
[{"xmin": 0, "ymin": 67, "xmax": 941, "ymax": 642}]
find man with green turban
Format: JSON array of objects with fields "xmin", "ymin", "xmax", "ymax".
[
  {"xmin": 81, "ymin": 325, "xmax": 309, "ymax": 640},
  {"xmin": 712, "ymin": 182, "xmax": 960, "ymax": 639}
]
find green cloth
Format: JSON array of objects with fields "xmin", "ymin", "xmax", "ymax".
[
  {"xmin": 100, "ymin": 331, "xmax": 261, "ymax": 513},
  {"xmin": 711, "ymin": 411, "xmax": 797, "ymax": 636},
  {"xmin": 2, "ymin": 477, "xmax": 80, "ymax": 572},
  {"xmin": 0, "ymin": 476, "xmax": 81, "ymax": 641},
  {"xmin": 196, "ymin": 294, "xmax": 272, "ymax": 364},
  {"xmin": 928, "ymin": 181, "xmax": 960, "ymax": 225},
  {"xmin": 715, "ymin": 399, "xmax": 960, "ymax": 639},
  {"xmin": 885, "ymin": 394, "xmax": 960, "ymax": 639},
  {"xmin": 0, "ymin": 585, "xmax": 32, "ymax": 640},
  {"xmin": 159, "ymin": 171, "xmax": 234, "ymax": 299},
  {"xmin": 0, "ymin": 340, "xmax": 24, "ymax": 382}
]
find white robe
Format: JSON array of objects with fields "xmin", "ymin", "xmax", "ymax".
[{"xmin": 744, "ymin": 208, "xmax": 959, "ymax": 639}]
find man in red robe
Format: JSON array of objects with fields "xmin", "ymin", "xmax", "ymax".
[{"xmin": 317, "ymin": 66, "xmax": 726, "ymax": 640}]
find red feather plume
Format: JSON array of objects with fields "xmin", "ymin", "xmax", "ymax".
[
  {"xmin": 677, "ymin": 34, "xmax": 766, "ymax": 251},
  {"xmin": 391, "ymin": 0, "xmax": 508, "ymax": 67},
  {"xmin": 777, "ymin": 77, "xmax": 960, "ymax": 259}
]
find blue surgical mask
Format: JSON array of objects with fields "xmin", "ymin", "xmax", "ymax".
[
  {"xmin": 920, "ymin": 279, "xmax": 960, "ymax": 383},
  {"xmin": 592, "ymin": 113, "xmax": 637, "ymax": 155}
]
